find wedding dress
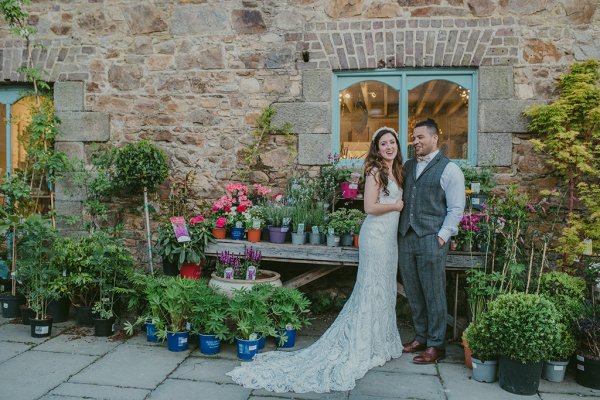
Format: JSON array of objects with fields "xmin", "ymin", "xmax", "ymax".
[{"xmin": 227, "ymin": 180, "xmax": 403, "ymax": 393}]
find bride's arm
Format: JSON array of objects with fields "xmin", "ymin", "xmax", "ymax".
[{"xmin": 363, "ymin": 173, "xmax": 404, "ymax": 216}]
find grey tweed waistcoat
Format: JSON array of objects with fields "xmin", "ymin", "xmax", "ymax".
[{"xmin": 399, "ymin": 153, "xmax": 450, "ymax": 237}]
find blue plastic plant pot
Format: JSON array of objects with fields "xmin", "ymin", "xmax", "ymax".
[
  {"xmin": 236, "ymin": 337, "xmax": 259, "ymax": 361},
  {"xmin": 276, "ymin": 328, "xmax": 296, "ymax": 348},
  {"xmin": 145, "ymin": 322, "xmax": 158, "ymax": 343},
  {"xmin": 167, "ymin": 331, "xmax": 189, "ymax": 352},
  {"xmin": 199, "ymin": 334, "xmax": 221, "ymax": 355},
  {"xmin": 257, "ymin": 334, "xmax": 266, "ymax": 350},
  {"xmin": 230, "ymin": 227, "xmax": 244, "ymax": 240}
]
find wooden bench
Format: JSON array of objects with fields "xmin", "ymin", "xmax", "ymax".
[{"xmin": 205, "ymin": 239, "xmax": 485, "ymax": 337}]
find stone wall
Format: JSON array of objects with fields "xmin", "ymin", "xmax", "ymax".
[{"xmin": 0, "ymin": 0, "xmax": 598, "ymax": 254}]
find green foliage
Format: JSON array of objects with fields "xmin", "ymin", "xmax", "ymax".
[
  {"xmin": 0, "ymin": 173, "xmax": 33, "ymax": 216},
  {"xmin": 482, "ymin": 293, "xmax": 561, "ymax": 363},
  {"xmin": 306, "ymin": 206, "xmax": 327, "ymax": 233},
  {"xmin": 152, "ymin": 277, "xmax": 197, "ymax": 335},
  {"xmin": 463, "ymin": 321, "xmax": 497, "ymax": 361},
  {"xmin": 540, "ymin": 271, "xmax": 586, "ymax": 326},
  {"xmin": 15, "ymin": 214, "xmax": 59, "ymax": 319},
  {"xmin": 465, "ymin": 269, "xmax": 504, "ymax": 324},
  {"xmin": 267, "ymin": 286, "xmax": 311, "ymax": 345},
  {"xmin": 154, "ymin": 218, "xmax": 214, "ymax": 268},
  {"xmin": 458, "ymin": 163, "xmax": 496, "ymax": 194},
  {"xmin": 188, "ymin": 282, "xmax": 230, "ymax": 340},
  {"xmin": 305, "ymin": 291, "xmax": 346, "ymax": 314},
  {"xmin": 548, "ymin": 323, "xmax": 577, "ymax": 361},
  {"xmin": 291, "ymin": 205, "xmax": 310, "ymax": 233},
  {"xmin": 228, "ymin": 285, "xmax": 277, "ymax": 340},
  {"xmin": 113, "ymin": 140, "xmax": 168, "ymax": 193},
  {"xmin": 525, "ymin": 59, "xmax": 600, "ymax": 265},
  {"xmin": 575, "ymin": 303, "xmax": 600, "ymax": 359},
  {"xmin": 239, "ymin": 106, "xmax": 295, "ymax": 178},
  {"xmin": 262, "ymin": 203, "xmax": 293, "ymax": 227},
  {"xmin": 326, "ymin": 208, "xmax": 354, "ymax": 235},
  {"xmin": 0, "ymin": 0, "xmax": 31, "ymax": 28}
]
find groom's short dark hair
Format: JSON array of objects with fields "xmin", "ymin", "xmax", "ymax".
[{"xmin": 415, "ymin": 118, "xmax": 439, "ymax": 136}]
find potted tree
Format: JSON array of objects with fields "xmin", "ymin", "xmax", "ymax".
[
  {"xmin": 462, "ymin": 320, "xmax": 498, "ymax": 383},
  {"xmin": 188, "ymin": 281, "xmax": 230, "ymax": 355},
  {"xmin": 228, "ymin": 285, "xmax": 277, "ymax": 361},
  {"xmin": 485, "ymin": 293, "xmax": 561, "ymax": 395},
  {"xmin": 268, "ymin": 286, "xmax": 311, "ymax": 348},
  {"xmin": 16, "ymin": 215, "xmax": 60, "ymax": 338}
]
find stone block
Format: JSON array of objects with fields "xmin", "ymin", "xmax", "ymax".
[
  {"xmin": 478, "ymin": 99, "xmax": 535, "ymax": 133},
  {"xmin": 170, "ymin": 5, "xmax": 228, "ymax": 35},
  {"xmin": 53, "ymin": 81, "xmax": 84, "ymax": 111},
  {"xmin": 303, "ymin": 69, "xmax": 332, "ymax": 102},
  {"xmin": 55, "ymin": 174, "xmax": 87, "ymax": 201},
  {"xmin": 272, "ymin": 102, "xmax": 330, "ymax": 134},
  {"xmin": 479, "ymin": 66, "xmax": 514, "ymax": 99},
  {"xmin": 50, "ymin": 382, "xmax": 149, "ymax": 400},
  {"xmin": 477, "ymin": 132, "xmax": 513, "ymax": 166},
  {"xmin": 298, "ymin": 133, "xmax": 331, "ymax": 165},
  {"xmin": 54, "ymin": 142, "xmax": 84, "ymax": 162},
  {"xmin": 56, "ymin": 111, "xmax": 110, "ymax": 142}
]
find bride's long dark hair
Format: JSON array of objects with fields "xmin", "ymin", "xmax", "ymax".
[{"xmin": 363, "ymin": 127, "xmax": 403, "ymax": 196}]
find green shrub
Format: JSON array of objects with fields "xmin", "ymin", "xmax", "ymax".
[{"xmin": 463, "ymin": 321, "xmax": 497, "ymax": 361}]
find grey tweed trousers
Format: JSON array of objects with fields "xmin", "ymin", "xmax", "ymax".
[{"xmin": 397, "ymin": 229, "xmax": 449, "ymax": 348}]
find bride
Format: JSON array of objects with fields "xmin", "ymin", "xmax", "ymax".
[{"xmin": 227, "ymin": 127, "xmax": 405, "ymax": 393}]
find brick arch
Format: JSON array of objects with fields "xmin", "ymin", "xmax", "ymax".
[{"xmin": 303, "ymin": 18, "xmax": 518, "ymax": 70}]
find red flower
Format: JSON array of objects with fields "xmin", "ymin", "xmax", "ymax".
[
  {"xmin": 237, "ymin": 205, "xmax": 247, "ymax": 213},
  {"xmin": 190, "ymin": 215, "xmax": 204, "ymax": 225},
  {"xmin": 224, "ymin": 206, "xmax": 231, "ymax": 213}
]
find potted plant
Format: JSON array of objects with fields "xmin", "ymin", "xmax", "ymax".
[
  {"xmin": 210, "ymin": 246, "xmax": 282, "ymax": 297},
  {"xmin": 291, "ymin": 205, "xmax": 310, "ymax": 245},
  {"xmin": 326, "ymin": 208, "xmax": 352, "ymax": 247},
  {"xmin": 90, "ymin": 233, "xmax": 136, "ymax": 337},
  {"xmin": 543, "ymin": 323, "xmax": 577, "ymax": 382},
  {"xmin": 245, "ymin": 206, "xmax": 264, "ymax": 243},
  {"xmin": 212, "ymin": 216, "xmax": 228, "ymax": 239},
  {"xmin": 16, "ymin": 215, "xmax": 60, "ymax": 338},
  {"xmin": 188, "ymin": 281, "xmax": 230, "ymax": 355},
  {"xmin": 306, "ymin": 206, "xmax": 326, "ymax": 245},
  {"xmin": 462, "ymin": 320, "xmax": 498, "ymax": 383},
  {"xmin": 124, "ymin": 273, "xmax": 171, "ymax": 343},
  {"xmin": 211, "ymin": 182, "xmax": 254, "ymax": 240},
  {"xmin": 268, "ymin": 286, "xmax": 311, "ymax": 348},
  {"xmin": 484, "ymin": 293, "xmax": 561, "ymax": 395},
  {"xmin": 346, "ymin": 209, "xmax": 365, "ymax": 247},
  {"xmin": 262, "ymin": 201, "xmax": 293, "ymax": 244},
  {"xmin": 574, "ymin": 308, "xmax": 600, "ymax": 389},
  {"xmin": 228, "ymin": 285, "xmax": 277, "ymax": 360}
]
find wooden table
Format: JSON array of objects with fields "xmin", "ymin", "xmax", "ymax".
[{"xmin": 205, "ymin": 239, "xmax": 484, "ymax": 337}]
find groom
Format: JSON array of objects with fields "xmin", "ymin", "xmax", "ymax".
[{"xmin": 398, "ymin": 118, "xmax": 465, "ymax": 364}]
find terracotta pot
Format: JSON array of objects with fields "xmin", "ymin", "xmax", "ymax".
[
  {"xmin": 463, "ymin": 335, "xmax": 473, "ymax": 369},
  {"xmin": 247, "ymin": 229, "xmax": 261, "ymax": 243},
  {"xmin": 212, "ymin": 227, "xmax": 226, "ymax": 239},
  {"xmin": 353, "ymin": 234, "xmax": 359, "ymax": 248}
]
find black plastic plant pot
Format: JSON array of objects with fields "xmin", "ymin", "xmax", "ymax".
[
  {"xmin": 1, "ymin": 294, "xmax": 25, "ymax": 318},
  {"xmin": 75, "ymin": 305, "xmax": 95, "ymax": 326},
  {"xmin": 93, "ymin": 317, "xmax": 115, "ymax": 337},
  {"xmin": 575, "ymin": 354, "xmax": 600, "ymax": 390},
  {"xmin": 47, "ymin": 297, "xmax": 70, "ymax": 323},
  {"xmin": 20, "ymin": 305, "xmax": 34, "ymax": 325},
  {"xmin": 498, "ymin": 356, "xmax": 543, "ymax": 396},
  {"xmin": 30, "ymin": 317, "xmax": 53, "ymax": 338}
]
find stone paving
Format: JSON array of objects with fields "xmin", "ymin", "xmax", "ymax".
[{"xmin": 1, "ymin": 315, "xmax": 599, "ymax": 400}]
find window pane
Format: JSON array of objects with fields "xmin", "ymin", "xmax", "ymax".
[
  {"xmin": 408, "ymin": 80, "xmax": 469, "ymax": 159},
  {"xmin": 339, "ymin": 80, "xmax": 399, "ymax": 160},
  {"xmin": 11, "ymin": 96, "xmax": 35, "ymax": 172}
]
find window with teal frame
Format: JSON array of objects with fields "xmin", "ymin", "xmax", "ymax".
[
  {"xmin": 0, "ymin": 85, "xmax": 34, "ymax": 176},
  {"xmin": 331, "ymin": 69, "xmax": 478, "ymax": 164}
]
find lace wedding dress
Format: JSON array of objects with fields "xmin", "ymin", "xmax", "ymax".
[{"xmin": 227, "ymin": 180, "xmax": 403, "ymax": 393}]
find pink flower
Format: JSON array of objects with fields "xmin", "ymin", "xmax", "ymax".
[
  {"xmin": 190, "ymin": 215, "xmax": 204, "ymax": 225},
  {"xmin": 527, "ymin": 203, "xmax": 536, "ymax": 213},
  {"xmin": 215, "ymin": 217, "xmax": 227, "ymax": 228},
  {"xmin": 272, "ymin": 193, "xmax": 284, "ymax": 202}
]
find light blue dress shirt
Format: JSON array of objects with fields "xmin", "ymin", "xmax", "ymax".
[{"xmin": 415, "ymin": 150, "xmax": 466, "ymax": 243}]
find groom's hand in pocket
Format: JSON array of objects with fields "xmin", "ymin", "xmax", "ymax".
[{"xmin": 437, "ymin": 236, "xmax": 445, "ymax": 248}]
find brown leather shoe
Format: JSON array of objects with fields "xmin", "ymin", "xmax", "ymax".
[
  {"xmin": 412, "ymin": 347, "xmax": 446, "ymax": 364},
  {"xmin": 402, "ymin": 340, "xmax": 427, "ymax": 353}
]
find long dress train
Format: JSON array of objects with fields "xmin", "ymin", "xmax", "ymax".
[{"xmin": 227, "ymin": 181, "xmax": 403, "ymax": 393}]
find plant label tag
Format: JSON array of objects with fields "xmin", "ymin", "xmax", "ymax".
[
  {"xmin": 249, "ymin": 345, "xmax": 257, "ymax": 351},
  {"xmin": 328, "ymin": 227, "xmax": 335, "ymax": 236},
  {"xmin": 472, "ymin": 363, "xmax": 477, "ymax": 369},
  {"xmin": 282, "ymin": 217, "xmax": 291, "ymax": 227},
  {"xmin": 577, "ymin": 355, "xmax": 585, "ymax": 362},
  {"xmin": 311, "ymin": 226, "xmax": 319, "ymax": 234},
  {"xmin": 246, "ymin": 266, "xmax": 256, "ymax": 280},
  {"xmin": 2, "ymin": 303, "xmax": 7, "ymax": 309},
  {"xmin": 249, "ymin": 333, "xmax": 258, "ymax": 340},
  {"xmin": 186, "ymin": 322, "xmax": 191, "ymax": 331},
  {"xmin": 281, "ymin": 226, "xmax": 289, "ymax": 233},
  {"xmin": 285, "ymin": 323, "xmax": 293, "ymax": 330},
  {"xmin": 112, "ymin": 324, "xmax": 115, "ymax": 332},
  {"xmin": 334, "ymin": 236, "xmax": 340, "ymax": 243},
  {"xmin": 252, "ymin": 219, "xmax": 261, "ymax": 230},
  {"xmin": 471, "ymin": 197, "xmax": 481, "ymax": 206},
  {"xmin": 349, "ymin": 183, "xmax": 358, "ymax": 190},
  {"xmin": 224, "ymin": 267, "xmax": 234, "ymax": 279},
  {"xmin": 471, "ymin": 181, "xmax": 480, "ymax": 193},
  {"xmin": 235, "ymin": 221, "xmax": 243, "ymax": 228},
  {"xmin": 554, "ymin": 365, "xmax": 564, "ymax": 371},
  {"xmin": 577, "ymin": 364, "xmax": 585, "ymax": 371},
  {"xmin": 297, "ymin": 223, "xmax": 305, "ymax": 235},
  {"xmin": 170, "ymin": 217, "xmax": 190, "ymax": 243},
  {"xmin": 179, "ymin": 337, "xmax": 187, "ymax": 345},
  {"xmin": 35, "ymin": 326, "xmax": 49, "ymax": 334}
]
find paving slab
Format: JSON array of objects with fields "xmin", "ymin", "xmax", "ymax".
[
  {"xmin": 438, "ymin": 362, "xmax": 536, "ymax": 400},
  {"xmin": 124, "ymin": 331, "xmax": 168, "ymax": 347},
  {"xmin": 0, "ymin": 320, "xmax": 75, "ymax": 343},
  {"xmin": 49, "ymin": 382, "xmax": 150, "ymax": 400},
  {"xmin": 39, "ymin": 395, "xmax": 88, "ymax": 400},
  {"xmin": 0, "ymin": 340, "xmax": 32, "ymax": 364},
  {"xmin": 148, "ymin": 379, "xmax": 251, "ymax": 400},
  {"xmin": 171, "ymin": 357, "xmax": 241, "ymax": 383},
  {"xmin": 0, "ymin": 350, "xmax": 97, "ymax": 400},
  {"xmin": 538, "ymin": 371, "xmax": 600, "ymax": 397},
  {"xmin": 34, "ymin": 333, "xmax": 122, "ymax": 355},
  {"xmin": 70, "ymin": 343, "xmax": 189, "ymax": 389},
  {"xmin": 373, "ymin": 354, "xmax": 437, "ymax": 376},
  {"xmin": 251, "ymin": 388, "xmax": 349, "ymax": 399},
  {"xmin": 539, "ymin": 393, "xmax": 598, "ymax": 400},
  {"xmin": 351, "ymin": 371, "xmax": 444, "ymax": 399}
]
